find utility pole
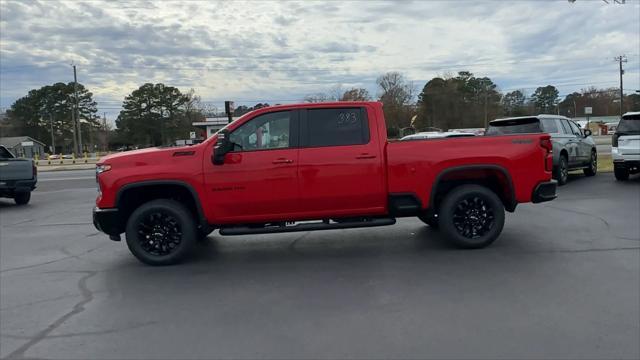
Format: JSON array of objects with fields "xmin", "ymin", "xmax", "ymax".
[
  {"xmin": 70, "ymin": 65, "xmax": 78, "ymax": 156},
  {"xmin": 103, "ymin": 112, "xmax": 108, "ymax": 152},
  {"xmin": 483, "ymin": 81, "xmax": 488, "ymax": 128},
  {"xmin": 614, "ymin": 55, "xmax": 627, "ymax": 118},
  {"xmin": 73, "ymin": 64, "xmax": 82, "ymax": 154},
  {"xmin": 49, "ymin": 113, "xmax": 55, "ymax": 153}
]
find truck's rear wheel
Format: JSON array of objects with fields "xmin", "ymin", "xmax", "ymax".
[
  {"xmin": 125, "ymin": 199, "xmax": 197, "ymax": 265},
  {"xmin": 14, "ymin": 192, "xmax": 31, "ymax": 205},
  {"xmin": 439, "ymin": 185, "xmax": 505, "ymax": 249},
  {"xmin": 418, "ymin": 213, "xmax": 439, "ymax": 229}
]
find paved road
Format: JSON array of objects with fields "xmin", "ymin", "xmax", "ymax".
[{"xmin": 1, "ymin": 173, "xmax": 639, "ymax": 359}]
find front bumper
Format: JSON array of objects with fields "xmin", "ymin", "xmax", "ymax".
[
  {"xmin": 93, "ymin": 207, "xmax": 123, "ymax": 240},
  {"xmin": 532, "ymin": 180, "xmax": 557, "ymax": 203}
]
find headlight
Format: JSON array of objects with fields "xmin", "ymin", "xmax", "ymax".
[{"xmin": 96, "ymin": 164, "xmax": 112, "ymax": 175}]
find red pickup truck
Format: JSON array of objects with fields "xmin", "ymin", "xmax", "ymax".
[{"xmin": 94, "ymin": 102, "xmax": 557, "ymax": 265}]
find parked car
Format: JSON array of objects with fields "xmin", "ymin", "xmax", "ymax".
[
  {"xmin": 487, "ymin": 115, "xmax": 597, "ymax": 185},
  {"xmin": 0, "ymin": 145, "xmax": 37, "ymax": 205},
  {"xmin": 612, "ymin": 112, "xmax": 640, "ymax": 180},
  {"xmin": 400, "ymin": 131, "xmax": 476, "ymax": 141},
  {"xmin": 93, "ymin": 101, "xmax": 556, "ymax": 265}
]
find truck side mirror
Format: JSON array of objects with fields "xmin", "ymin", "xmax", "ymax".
[
  {"xmin": 212, "ymin": 130, "xmax": 231, "ymax": 165},
  {"xmin": 583, "ymin": 129, "xmax": 592, "ymax": 137}
]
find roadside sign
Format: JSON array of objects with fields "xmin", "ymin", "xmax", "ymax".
[
  {"xmin": 584, "ymin": 107, "xmax": 592, "ymax": 115},
  {"xmin": 21, "ymin": 141, "xmax": 34, "ymax": 146},
  {"xmin": 189, "ymin": 131, "xmax": 196, "ymax": 139}
]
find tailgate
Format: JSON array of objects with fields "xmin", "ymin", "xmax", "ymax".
[
  {"xmin": 0, "ymin": 159, "xmax": 34, "ymax": 181},
  {"xmin": 618, "ymin": 134, "xmax": 640, "ymax": 155}
]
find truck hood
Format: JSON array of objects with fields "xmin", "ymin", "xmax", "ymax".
[{"xmin": 99, "ymin": 146, "xmax": 195, "ymax": 164}]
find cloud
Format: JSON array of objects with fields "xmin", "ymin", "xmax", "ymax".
[{"xmin": 0, "ymin": 0, "xmax": 638, "ymax": 120}]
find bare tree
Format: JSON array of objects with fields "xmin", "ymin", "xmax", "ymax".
[
  {"xmin": 303, "ymin": 93, "xmax": 331, "ymax": 103},
  {"xmin": 376, "ymin": 72, "xmax": 415, "ymax": 130}
]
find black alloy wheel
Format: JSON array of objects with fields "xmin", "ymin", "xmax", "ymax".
[
  {"xmin": 137, "ymin": 212, "xmax": 183, "ymax": 256},
  {"xmin": 451, "ymin": 196, "xmax": 494, "ymax": 239},
  {"xmin": 439, "ymin": 185, "xmax": 505, "ymax": 249},
  {"xmin": 125, "ymin": 199, "xmax": 197, "ymax": 266}
]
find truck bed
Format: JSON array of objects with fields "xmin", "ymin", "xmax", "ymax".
[{"xmin": 386, "ymin": 134, "xmax": 552, "ymax": 207}]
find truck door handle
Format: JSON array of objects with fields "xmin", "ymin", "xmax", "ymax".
[
  {"xmin": 272, "ymin": 158, "xmax": 293, "ymax": 164},
  {"xmin": 355, "ymin": 153, "xmax": 376, "ymax": 159}
]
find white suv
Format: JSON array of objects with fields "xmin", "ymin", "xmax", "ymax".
[{"xmin": 612, "ymin": 112, "xmax": 640, "ymax": 181}]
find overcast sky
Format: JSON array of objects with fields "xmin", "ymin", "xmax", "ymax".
[{"xmin": 1, "ymin": 0, "xmax": 639, "ymax": 121}]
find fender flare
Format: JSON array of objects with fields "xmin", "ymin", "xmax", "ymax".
[
  {"xmin": 116, "ymin": 180, "xmax": 209, "ymax": 229},
  {"xmin": 429, "ymin": 164, "xmax": 517, "ymax": 212}
]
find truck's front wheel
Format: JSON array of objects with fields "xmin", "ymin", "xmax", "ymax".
[
  {"xmin": 439, "ymin": 185, "xmax": 505, "ymax": 249},
  {"xmin": 125, "ymin": 199, "xmax": 197, "ymax": 266}
]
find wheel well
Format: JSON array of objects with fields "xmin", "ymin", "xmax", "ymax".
[
  {"xmin": 117, "ymin": 183, "xmax": 203, "ymax": 229},
  {"xmin": 560, "ymin": 149, "xmax": 568, "ymax": 159},
  {"xmin": 430, "ymin": 167, "xmax": 516, "ymax": 213}
]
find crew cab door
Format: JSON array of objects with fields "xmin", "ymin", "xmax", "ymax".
[
  {"xmin": 297, "ymin": 107, "xmax": 386, "ymax": 218},
  {"xmin": 203, "ymin": 110, "xmax": 300, "ymax": 223}
]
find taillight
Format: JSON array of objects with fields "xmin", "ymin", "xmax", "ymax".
[
  {"xmin": 612, "ymin": 133, "xmax": 619, "ymax": 147},
  {"xmin": 540, "ymin": 138, "xmax": 552, "ymax": 153},
  {"xmin": 540, "ymin": 137, "xmax": 553, "ymax": 172}
]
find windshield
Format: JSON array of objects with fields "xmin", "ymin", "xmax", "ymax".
[
  {"xmin": 486, "ymin": 118, "xmax": 542, "ymax": 135},
  {"xmin": 617, "ymin": 115, "xmax": 640, "ymax": 133}
]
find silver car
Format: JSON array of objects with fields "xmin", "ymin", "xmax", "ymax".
[{"xmin": 487, "ymin": 115, "xmax": 597, "ymax": 185}]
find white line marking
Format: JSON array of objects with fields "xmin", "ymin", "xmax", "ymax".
[{"xmin": 38, "ymin": 177, "xmax": 95, "ymax": 182}]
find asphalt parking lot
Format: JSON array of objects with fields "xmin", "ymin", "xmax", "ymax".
[{"xmin": 1, "ymin": 170, "xmax": 639, "ymax": 359}]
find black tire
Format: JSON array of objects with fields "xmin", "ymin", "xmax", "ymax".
[
  {"xmin": 439, "ymin": 185, "xmax": 505, "ymax": 249},
  {"xmin": 583, "ymin": 151, "xmax": 597, "ymax": 177},
  {"xmin": 125, "ymin": 199, "xmax": 197, "ymax": 266},
  {"xmin": 197, "ymin": 228, "xmax": 211, "ymax": 242},
  {"xmin": 555, "ymin": 155, "xmax": 569, "ymax": 186},
  {"xmin": 418, "ymin": 213, "xmax": 439, "ymax": 229},
  {"xmin": 14, "ymin": 192, "xmax": 31, "ymax": 205},
  {"xmin": 614, "ymin": 166, "xmax": 629, "ymax": 181}
]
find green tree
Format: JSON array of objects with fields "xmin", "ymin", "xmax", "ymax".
[
  {"xmin": 502, "ymin": 90, "xmax": 527, "ymax": 116},
  {"xmin": 115, "ymin": 83, "xmax": 191, "ymax": 146},
  {"xmin": 415, "ymin": 71, "xmax": 501, "ymax": 131},
  {"xmin": 5, "ymin": 82, "xmax": 98, "ymax": 152},
  {"xmin": 531, "ymin": 85, "xmax": 559, "ymax": 114},
  {"xmin": 627, "ymin": 93, "xmax": 640, "ymax": 112},
  {"xmin": 340, "ymin": 88, "xmax": 371, "ymax": 101}
]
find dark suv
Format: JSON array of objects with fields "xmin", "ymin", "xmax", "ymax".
[{"xmin": 487, "ymin": 115, "xmax": 597, "ymax": 185}]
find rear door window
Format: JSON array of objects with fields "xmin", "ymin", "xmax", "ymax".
[
  {"xmin": 617, "ymin": 114, "xmax": 640, "ymax": 133},
  {"xmin": 304, "ymin": 108, "xmax": 369, "ymax": 147},
  {"xmin": 540, "ymin": 119, "xmax": 559, "ymax": 133},
  {"xmin": 486, "ymin": 118, "xmax": 542, "ymax": 135}
]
